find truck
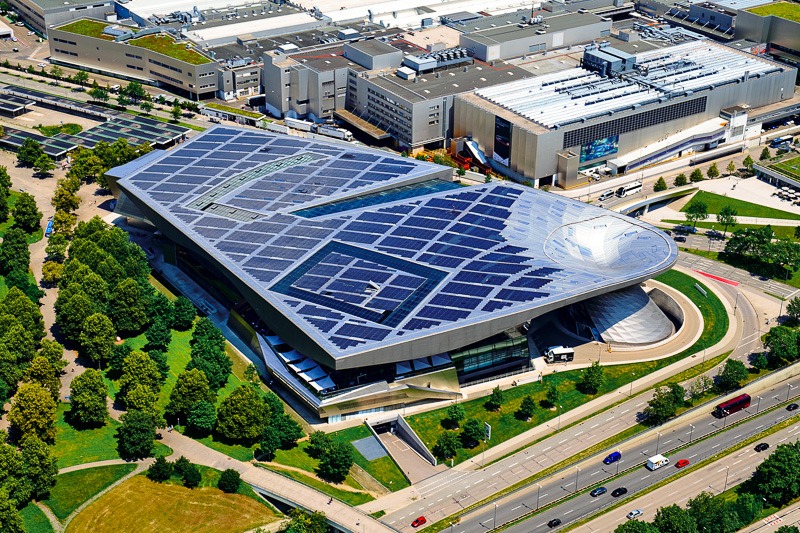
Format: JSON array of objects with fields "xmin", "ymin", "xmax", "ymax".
[
  {"xmin": 646, "ymin": 454, "xmax": 669, "ymax": 471},
  {"xmin": 284, "ymin": 117, "xmax": 315, "ymax": 132},
  {"xmin": 543, "ymin": 346, "xmax": 574, "ymax": 364},
  {"xmin": 317, "ymin": 125, "xmax": 353, "ymax": 141}
]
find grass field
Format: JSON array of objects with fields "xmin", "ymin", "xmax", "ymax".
[
  {"xmin": 20, "ymin": 503, "xmax": 55, "ymax": 533},
  {"xmin": 680, "ymin": 190, "xmax": 800, "ymax": 220},
  {"xmin": 329, "ymin": 424, "xmax": 410, "ymax": 491},
  {"xmin": 663, "ymin": 219, "xmax": 800, "ymax": 240},
  {"xmin": 747, "ymin": 2, "xmax": 800, "ymax": 22},
  {"xmin": 163, "ymin": 465, "xmax": 272, "ymax": 506},
  {"xmin": 35, "ymin": 123, "xmax": 83, "ymax": 136},
  {"xmin": 54, "ymin": 403, "xmax": 171, "ymax": 468},
  {"xmin": 0, "ymin": 191, "xmax": 44, "ymax": 243},
  {"xmin": 43, "ymin": 464, "xmax": 137, "ymax": 520},
  {"xmin": 264, "ymin": 465, "xmax": 374, "ymax": 506},
  {"xmin": 770, "ymin": 155, "xmax": 800, "ymax": 180},
  {"xmin": 406, "ymin": 270, "xmax": 727, "ymax": 465},
  {"xmin": 65, "ymin": 474, "xmax": 280, "ymax": 533}
]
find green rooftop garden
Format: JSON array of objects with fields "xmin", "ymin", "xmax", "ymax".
[
  {"xmin": 204, "ymin": 102, "xmax": 264, "ymax": 119},
  {"xmin": 747, "ymin": 2, "xmax": 800, "ymax": 22},
  {"xmin": 128, "ymin": 34, "xmax": 212, "ymax": 65},
  {"xmin": 57, "ymin": 19, "xmax": 126, "ymax": 40}
]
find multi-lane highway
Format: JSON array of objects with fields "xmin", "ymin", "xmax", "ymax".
[{"xmin": 452, "ymin": 379, "xmax": 800, "ymax": 533}]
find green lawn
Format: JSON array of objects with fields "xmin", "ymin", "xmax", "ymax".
[
  {"xmin": 35, "ymin": 123, "xmax": 83, "ymax": 136},
  {"xmin": 43, "ymin": 464, "xmax": 137, "ymax": 520},
  {"xmin": 161, "ymin": 465, "xmax": 272, "ymax": 507},
  {"xmin": 0, "ymin": 191, "xmax": 44, "ymax": 243},
  {"xmin": 680, "ymin": 190, "xmax": 800, "ymax": 220},
  {"xmin": 193, "ymin": 434, "xmax": 255, "ymax": 462},
  {"xmin": 747, "ymin": 2, "xmax": 800, "ymax": 22},
  {"xmin": 329, "ymin": 425, "xmax": 410, "ymax": 491},
  {"xmin": 407, "ymin": 270, "xmax": 727, "ymax": 465},
  {"xmin": 54, "ymin": 403, "xmax": 171, "ymax": 468},
  {"xmin": 271, "ymin": 440, "xmax": 364, "ymax": 491},
  {"xmin": 769, "ymin": 155, "xmax": 800, "ymax": 181},
  {"xmin": 20, "ymin": 503, "xmax": 54, "ymax": 533},
  {"xmin": 263, "ymin": 465, "xmax": 374, "ymax": 506},
  {"xmin": 663, "ymin": 219, "xmax": 800, "ymax": 241}
]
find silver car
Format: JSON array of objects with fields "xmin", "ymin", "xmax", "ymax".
[{"xmin": 627, "ymin": 510, "xmax": 643, "ymax": 520}]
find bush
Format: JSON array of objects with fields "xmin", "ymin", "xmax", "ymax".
[
  {"xmin": 183, "ymin": 464, "xmax": 201, "ymax": 488},
  {"xmin": 218, "ymin": 469, "xmax": 241, "ymax": 493},
  {"xmin": 146, "ymin": 456, "xmax": 173, "ymax": 482}
]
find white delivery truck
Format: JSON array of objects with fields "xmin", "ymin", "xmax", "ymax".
[
  {"xmin": 543, "ymin": 346, "xmax": 574, "ymax": 364},
  {"xmin": 646, "ymin": 454, "xmax": 669, "ymax": 471}
]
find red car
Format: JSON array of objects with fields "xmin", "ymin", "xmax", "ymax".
[
  {"xmin": 676, "ymin": 459, "xmax": 690, "ymax": 468},
  {"xmin": 412, "ymin": 516, "xmax": 427, "ymax": 527}
]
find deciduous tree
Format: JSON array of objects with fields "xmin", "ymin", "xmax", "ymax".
[
  {"xmin": 707, "ymin": 162, "xmax": 720, "ymax": 179},
  {"xmin": 644, "ymin": 386, "xmax": 679, "ymax": 425},
  {"xmin": 216, "ymin": 385, "xmax": 269, "ymax": 442},
  {"xmin": 582, "ymin": 361, "xmax": 605, "ymax": 394},
  {"xmin": 218, "ymin": 469, "xmax": 241, "ymax": 493},
  {"xmin": 318, "ymin": 440, "xmax": 354, "ymax": 483},
  {"xmin": 684, "ymin": 200, "xmax": 708, "ymax": 228},
  {"xmin": 717, "ymin": 359, "xmax": 748, "ymax": 391},
  {"xmin": 690, "ymin": 168, "xmax": 704, "ymax": 182},
  {"xmin": 433, "ymin": 431, "xmax": 460, "ymax": 459},
  {"xmin": 23, "ymin": 356, "xmax": 60, "ymax": 400},
  {"xmin": 760, "ymin": 147, "xmax": 771, "ymax": 161},
  {"xmin": 171, "ymin": 296, "xmax": 197, "ymax": 330},
  {"xmin": 33, "ymin": 154, "xmax": 54, "ymax": 176},
  {"xmin": 653, "ymin": 504, "xmax": 697, "ymax": 533},
  {"xmin": 743, "ymin": 155, "xmax": 755, "ymax": 173},
  {"xmin": 69, "ymin": 368, "xmax": 108, "ymax": 427},
  {"xmin": 517, "ymin": 395, "xmax": 536, "ymax": 420},
  {"xmin": 17, "ymin": 138, "xmax": 43, "ymax": 166},
  {"xmin": 445, "ymin": 402, "xmax": 466, "ymax": 429},
  {"xmin": 0, "ymin": 490, "xmax": 23, "ymax": 533},
  {"xmin": 674, "ymin": 173, "xmax": 688, "ymax": 187},
  {"xmin": 726, "ymin": 160, "xmax": 737, "ymax": 175},
  {"xmin": 187, "ymin": 400, "xmax": 216, "ymax": 435},
  {"xmin": 78, "ymin": 313, "xmax": 116, "ymax": 367},
  {"xmin": 717, "ymin": 205, "xmax": 738, "ymax": 237},
  {"xmin": 108, "ymin": 278, "xmax": 148, "ymax": 333},
  {"xmin": 653, "ymin": 177, "xmax": 668, "ymax": 192},
  {"xmin": 165, "ymin": 368, "xmax": 215, "ymax": 421},
  {"xmin": 116, "ymin": 410, "xmax": 156, "ymax": 459},
  {"xmin": 461, "ymin": 418, "xmax": 484, "ymax": 447},
  {"xmin": 20, "ymin": 435, "xmax": 58, "ymax": 499},
  {"xmin": 8, "ymin": 382, "xmax": 57, "ymax": 443},
  {"xmin": 486, "ymin": 385, "xmax": 504, "ymax": 411}
]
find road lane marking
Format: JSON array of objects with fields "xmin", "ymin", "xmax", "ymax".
[
  {"xmin": 575, "ymin": 432, "xmax": 583, "ymax": 436},
  {"xmin": 642, "ymin": 475, "xmax": 650, "ymax": 480},
  {"xmin": 733, "ymin": 460, "xmax": 742, "ymax": 465},
  {"xmin": 512, "ymin": 505, "xmax": 521, "ymax": 511},
  {"xmin": 543, "ymin": 447, "xmax": 552, "ymax": 452},
  {"xmin": 590, "ymin": 424, "xmax": 599, "ymax": 429},
  {"xmin": 621, "ymin": 409, "xmax": 630, "ymax": 414}
]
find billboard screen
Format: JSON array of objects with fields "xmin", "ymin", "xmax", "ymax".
[
  {"xmin": 493, "ymin": 116, "xmax": 512, "ymax": 166},
  {"xmin": 580, "ymin": 135, "xmax": 619, "ymax": 163}
]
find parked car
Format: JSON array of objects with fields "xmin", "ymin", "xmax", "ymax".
[
  {"xmin": 548, "ymin": 518, "xmax": 562, "ymax": 528},
  {"xmin": 755, "ymin": 443, "xmax": 770, "ymax": 452},
  {"xmin": 37, "ymin": 62, "xmax": 47, "ymax": 67},
  {"xmin": 590, "ymin": 487, "xmax": 607, "ymax": 497},
  {"xmin": 676, "ymin": 459, "xmax": 690, "ymax": 469},
  {"xmin": 787, "ymin": 403, "xmax": 798, "ymax": 411},
  {"xmin": 612, "ymin": 487, "xmax": 628, "ymax": 497},
  {"xmin": 674, "ymin": 236, "xmax": 687, "ymax": 242},
  {"xmin": 674, "ymin": 224, "xmax": 697, "ymax": 233},
  {"xmin": 627, "ymin": 510, "xmax": 643, "ymax": 520},
  {"xmin": 411, "ymin": 516, "xmax": 426, "ymax": 527}
]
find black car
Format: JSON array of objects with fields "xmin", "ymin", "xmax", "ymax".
[
  {"xmin": 755, "ymin": 443, "xmax": 770, "ymax": 452},
  {"xmin": 612, "ymin": 487, "xmax": 628, "ymax": 497},
  {"xmin": 548, "ymin": 518, "xmax": 562, "ymax": 528},
  {"xmin": 788, "ymin": 403, "xmax": 799, "ymax": 411},
  {"xmin": 590, "ymin": 487, "xmax": 607, "ymax": 497},
  {"xmin": 674, "ymin": 236, "xmax": 687, "ymax": 243}
]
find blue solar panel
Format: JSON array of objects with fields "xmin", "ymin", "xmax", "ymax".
[
  {"xmin": 464, "ymin": 261, "xmax": 529, "ymax": 274},
  {"xmin": 440, "ymin": 233, "xmax": 499, "ymax": 250},
  {"xmin": 417, "ymin": 306, "xmax": 470, "ymax": 321},
  {"xmin": 381, "ymin": 236, "xmax": 427, "ymax": 251},
  {"xmin": 405, "ymin": 318, "xmax": 440, "ymax": 330},
  {"xmin": 482, "ymin": 253, "xmax": 531, "ymax": 264},
  {"xmin": 419, "ymin": 254, "xmax": 465, "ymax": 268},
  {"xmin": 442, "ymin": 282, "xmax": 493, "ymax": 297},
  {"xmin": 429, "ymin": 294, "xmax": 482, "ymax": 310},
  {"xmin": 510, "ymin": 277, "xmax": 552, "ymax": 289},
  {"xmin": 335, "ymin": 323, "xmax": 391, "ymax": 341},
  {"xmin": 496, "ymin": 289, "xmax": 547, "ymax": 302},
  {"xmin": 428, "ymin": 243, "xmax": 480, "ymax": 259}
]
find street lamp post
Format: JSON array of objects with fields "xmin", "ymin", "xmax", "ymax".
[
  {"xmin": 656, "ymin": 432, "xmax": 662, "ymax": 454},
  {"xmin": 558, "ymin": 405, "xmax": 563, "ymax": 430},
  {"xmin": 723, "ymin": 465, "xmax": 730, "ymax": 492},
  {"xmin": 689, "ymin": 424, "xmax": 695, "ymax": 443},
  {"xmin": 449, "ymin": 522, "xmax": 453, "ymax": 533},
  {"xmin": 630, "ymin": 373, "xmax": 635, "ymax": 397},
  {"xmin": 481, "ymin": 439, "xmax": 486, "ymax": 467},
  {"xmin": 494, "ymin": 503, "xmax": 497, "ymax": 526},
  {"xmin": 575, "ymin": 466, "xmax": 581, "ymax": 493},
  {"xmin": 733, "ymin": 291, "xmax": 740, "ymax": 316},
  {"xmin": 756, "ymin": 395, "xmax": 762, "ymax": 413},
  {"xmin": 536, "ymin": 483, "xmax": 542, "ymax": 510},
  {"xmin": 788, "ymin": 383, "xmax": 795, "ymax": 401}
]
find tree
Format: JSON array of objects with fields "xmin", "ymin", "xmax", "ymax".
[
  {"xmin": 716, "ymin": 205, "xmax": 738, "ymax": 237},
  {"xmin": 183, "ymin": 463, "xmax": 201, "ymax": 488},
  {"xmin": 73, "ymin": 70, "xmax": 89, "ymax": 86},
  {"xmin": 173, "ymin": 456, "xmax": 191, "ymax": 477},
  {"xmin": 752, "ymin": 441, "xmax": 800, "ymax": 505},
  {"xmin": 187, "ymin": 319, "xmax": 232, "ymax": 391},
  {"xmin": 433, "ymin": 431, "xmax": 460, "ymax": 459},
  {"xmin": 42, "ymin": 261, "xmax": 64, "ymax": 285},
  {"xmin": 187, "ymin": 400, "xmax": 216, "ymax": 435},
  {"xmin": 17, "ymin": 138, "xmax": 44, "ymax": 166},
  {"xmin": 653, "ymin": 177, "xmax": 668, "ymax": 192},
  {"xmin": 270, "ymin": 412, "xmax": 304, "ymax": 449},
  {"xmin": 51, "ymin": 186, "xmax": 81, "ymax": 213},
  {"xmin": 116, "ymin": 410, "xmax": 156, "ymax": 459},
  {"xmin": 760, "ymin": 147, "xmax": 771, "ymax": 162},
  {"xmin": 148, "ymin": 291, "xmax": 174, "ymax": 326},
  {"xmin": 49, "ymin": 65, "xmax": 63, "ymax": 79},
  {"xmin": 743, "ymin": 154, "xmax": 755, "ymax": 174},
  {"xmin": 108, "ymin": 278, "xmax": 148, "ymax": 333},
  {"xmin": 171, "ymin": 103, "xmax": 183, "ymax": 121},
  {"xmin": 108, "ymin": 342, "xmax": 132, "ymax": 375},
  {"xmin": 218, "ymin": 469, "xmax": 241, "ymax": 493},
  {"xmin": 216, "ymin": 385, "xmax": 269, "ymax": 442},
  {"xmin": 726, "ymin": 160, "xmax": 737, "ymax": 176},
  {"xmin": 582, "ymin": 361, "xmax": 605, "ymax": 394},
  {"xmin": 244, "ymin": 363, "xmax": 258, "ymax": 384},
  {"xmin": 0, "ymin": 228, "xmax": 32, "ymax": 274},
  {"xmin": 12, "ymin": 193, "xmax": 41, "ymax": 235},
  {"xmin": 689, "ymin": 375, "xmax": 712, "ymax": 404},
  {"xmin": 788, "ymin": 296, "xmax": 800, "ymax": 322},
  {"xmin": 122, "ymin": 81, "xmax": 146, "ymax": 102},
  {"xmin": 707, "ymin": 162, "xmax": 720, "ymax": 179},
  {"xmin": 79, "ymin": 313, "xmax": 116, "ymax": 367},
  {"xmin": 461, "ymin": 418, "xmax": 484, "ymax": 447},
  {"xmin": 259, "ymin": 426, "xmax": 280, "ymax": 460},
  {"xmin": 0, "ymin": 490, "xmax": 23, "ymax": 533},
  {"xmin": 282, "ymin": 509, "xmax": 328, "ymax": 533},
  {"xmin": 546, "ymin": 382, "xmax": 561, "ymax": 407},
  {"xmin": 643, "ymin": 386, "xmax": 679, "ymax": 425},
  {"xmin": 306, "ymin": 431, "xmax": 333, "ymax": 459},
  {"xmin": 317, "ymin": 440, "xmax": 354, "ymax": 483},
  {"xmin": 674, "ymin": 173, "xmax": 688, "ymax": 187},
  {"xmin": 139, "ymin": 100, "xmax": 154, "ymax": 115},
  {"xmin": 146, "ymin": 456, "xmax": 173, "ymax": 482},
  {"xmin": 653, "ymin": 504, "xmax": 697, "ymax": 533},
  {"xmin": 717, "ymin": 359, "xmax": 748, "ymax": 391},
  {"xmin": 116, "ymin": 94, "xmax": 130, "ymax": 107},
  {"xmin": 51, "ymin": 210, "xmax": 77, "ymax": 237},
  {"xmin": 765, "ymin": 326, "xmax": 799, "ymax": 364},
  {"xmin": 486, "ymin": 386, "xmax": 504, "ymax": 411},
  {"xmin": 445, "ymin": 402, "xmax": 466, "ymax": 429},
  {"xmin": 88, "ymin": 87, "xmax": 109, "ymax": 104},
  {"xmin": 39, "ymin": 339, "xmax": 67, "ymax": 372},
  {"xmin": 145, "ymin": 319, "xmax": 172, "ymax": 350},
  {"xmin": 21, "ymin": 435, "xmax": 59, "ymax": 499},
  {"xmin": 517, "ymin": 395, "xmax": 536, "ymax": 421},
  {"xmin": 684, "ymin": 200, "xmax": 708, "ymax": 228},
  {"xmin": 615, "ymin": 521, "xmax": 659, "ymax": 533},
  {"xmin": 734, "ymin": 492, "xmax": 763, "ymax": 525},
  {"xmin": 69, "ymin": 368, "xmax": 108, "ymax": 427},
  {"xmin": 23, "ymin": 356, "xmax": 60, "ymax": 400},
  {"xmin": 117, "ymin": 351, "xmax": 162, "ymax": 408},
  {"xmin": 776, "ymin": 527, "xmax": 800, "ymax": 533},
  {"xmin": 8, "ymin": 382, "xmax": 57, "ymax": 443},
  {"xmin": 165, "ymin": 368, "xmax": 215, "ymax": 421},
  {"xmin": 33, "ymin": 154, "xmax": 54, "ymax": 176},
  {"xmin": 5, "ymin": 269, "xmax": 43, "ymax": 304},
  {"xmin": 171, "ymin": 296, "xmax": 197, "ymax": 330},
  {"xmin": 690, "ymin": 168, "xmax": 704, "ymax": 182}
]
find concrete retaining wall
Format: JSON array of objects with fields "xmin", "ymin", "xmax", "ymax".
[
  {"xmin": 396, "ymin": 415, "xmax": 438, "ymax": 467},
  {"xmin": 649, "ymin": 286, "xmax": 685, "ymax": 325}
]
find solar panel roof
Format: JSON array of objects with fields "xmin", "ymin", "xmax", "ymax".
[{"xmin": 116, "ymin": 126, "xmax": 678, "ymax": 364}]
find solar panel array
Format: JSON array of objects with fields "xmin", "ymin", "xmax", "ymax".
[
  {"xmin": 117, "ymin": 126, "xmax": 677, "ymax": 359},
  {"xmin": 474, "ymin": 41, "xmax": 782, "ymax": 129}
]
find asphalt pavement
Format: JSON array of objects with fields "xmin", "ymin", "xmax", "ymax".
[{"xmin": 459, "ymin": 376, "xmax": 800, "ymax": 533}]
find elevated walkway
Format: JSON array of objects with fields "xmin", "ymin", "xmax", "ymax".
[
  {"xmin": 334, "ymin": 109, "xmax": 391, "ymax": 139},
  {"xmin": 609, "ymin": 184, "xmax": 697, "ymax": 215}
]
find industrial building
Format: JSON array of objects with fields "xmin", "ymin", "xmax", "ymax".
[
  {"xmin": 454, "ymin": 40, "xmax": 796, "ymax": 187},
  {"xmin": 108, "ymin": 126, "xmax": 678, "ymax": 421}
]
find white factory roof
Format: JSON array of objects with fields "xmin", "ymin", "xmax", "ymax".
[
  {"xmin": 188, "ymin": 12, "xmax": 318, "ymax": 44},
  {"xmin": 688, "ymin": 0, "xmax": 771, "ymax": 9},
  {"xmin": 474, "ymin": 41, "xmax": 784, "ymax": 130},
  {"xmin": 321, "ymin": 0, "xmax": 535, "ymax": 25}
]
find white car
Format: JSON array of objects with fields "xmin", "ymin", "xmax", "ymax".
[
  {"xmin": 627, "ymin": 510, "xmax": 643, "ymax": 520},
  {"xmin": 37, "ymin": 63, "xmax": 47, "ymax": 67}
]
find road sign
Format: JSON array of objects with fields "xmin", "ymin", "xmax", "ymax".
[{"xmin": 484, "ymin": 422, "xmax": 491, "ymax": 441}]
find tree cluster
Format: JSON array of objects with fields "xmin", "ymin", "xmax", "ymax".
[
  {"xmin": 725, "ymin": 225, "xmax": 800, "ymax": 279},
  {"xmin": 305, "ymin": 430, "xmax": 355, "ymax": 483},
  {"xmin": 0, "ymin": 433, "xmax": 59, "ymax": 529},
  {"xmin": 145, "ymin": 455, "xmax": 203, "ymax": 488},
  {"xmin": 187, "ymin": 317, "xmax": 231, "ymax": 391},
  {"xmin": 643, "ymin": 383, "xmax": 686, "ymax": 425},
  {"xmin": 0, "ymin": 286, "xmax": 48, "ymax": 407},
  {"xmin": 278, "ymin": 508, "xmax": 328, "ymax": 533}
]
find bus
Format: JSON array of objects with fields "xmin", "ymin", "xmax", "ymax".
[
  {"xmin": 770, "ymin": 135, "xmax": 793, "ymax": 148},
  {"xmin": 44, "ymin": 217, "xmax": 54, "ymax": 238},
  {"xmin": 616, "ymin": 181, "xmax": 642, "ymax": 198},
  {"xmin": 713, "ymin": 394, "xmax": 751, "ymax": 418}
]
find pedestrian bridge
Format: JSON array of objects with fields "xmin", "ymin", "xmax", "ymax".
[{"xmin": 609, "ymin": 184, "xmax": 698, "ymax": 216}]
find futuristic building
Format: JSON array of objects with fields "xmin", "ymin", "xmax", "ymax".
[{"xmin": 110, "ymin": 126, "xmax": 678, "ymax": 421}]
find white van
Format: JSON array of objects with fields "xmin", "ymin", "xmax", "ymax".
[
  {"xmin": 646, "ymin": 454, "xmax": 669, "ymax": 471},
  {"xmin": 544, "ymin": 346, "xmax": 574, "ymax": 363},
  {"xmin": 598, "ymin": 190, "xmax": 614, "ymax": 201}
]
